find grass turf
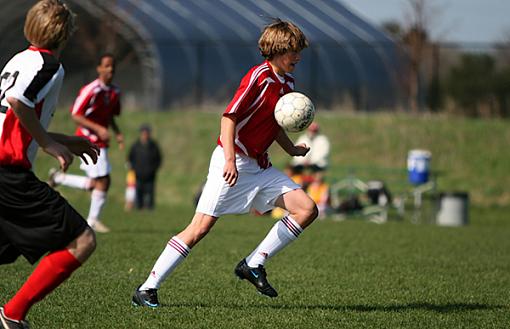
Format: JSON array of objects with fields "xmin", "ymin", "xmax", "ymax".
[
  {"xmin": 0, "ymin": 111, "xmax": 509, "ymax": 328},
  {"xmin": 1, "ymin": 204, "xmax": 508, "ymax": 328}
]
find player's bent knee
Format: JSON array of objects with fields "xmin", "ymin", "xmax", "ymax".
[
  {"xmin": 300, "ymin": 202, "xmax": 318, "ymax": 228},
  {"xmin": 311, "ymin": 203, "xmax": 319, "ymax": 218},
  {"xmin": 300, "ymin": 196, "xmax": 318, "ymax": 217},
  {"xmin": 307, "ymin": 203, "xmax": 319, "ymax": 221},
  {"xmin": 65, "ymin": 228, "xmax": 96, "ymax": 263},
  {"xmin": 76, "ymin": 228, "xmax": 97, "ymax": 259}
]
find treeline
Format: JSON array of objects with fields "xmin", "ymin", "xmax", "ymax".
[
  {"xmin": 429, "ymin": 52, "xmax": 510, "ymax": 117},
  {"xmin": 388, "ymin": 29, "xmax": 510, "ymax": 117},
  {"xmin": 381, "ymin": 0, "xmax": 510, "ymax": 118}
]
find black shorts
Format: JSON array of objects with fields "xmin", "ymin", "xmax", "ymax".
[{"xmin": 0, "ymin": 166, "xmax": 88, "ymax": 265}]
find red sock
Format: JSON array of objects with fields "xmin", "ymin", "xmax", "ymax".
[{"xmin": 3, "ymin": 249, "xmax": 81, "ymax": 320}]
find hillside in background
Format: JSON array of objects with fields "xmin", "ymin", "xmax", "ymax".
[{"xmin": 36, "ymin": 110, "xmax": 510, "ymax": 208}]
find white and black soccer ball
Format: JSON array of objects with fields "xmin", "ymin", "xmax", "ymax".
[{"xmin": 274, "ymin": 92, "xmax": 315, "ymax": 133}]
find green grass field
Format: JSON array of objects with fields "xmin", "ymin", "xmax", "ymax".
[{"xmin": 1, "ymin": 110, "xmax": 509, "ymax": 328}]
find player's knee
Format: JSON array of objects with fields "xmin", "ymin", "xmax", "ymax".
[
  {"xmin": 308, "ymin": 203, "xmax": 319, "ymax": 221},
  {"xmin": 300, "ymin": 201, "xmax": 318, "ymax": 226},
  {"xmin": 80, "ymin": 228, "xmax": 97, "ymax": 254},
  {"xmin": 69, "ymin": 228, "xmax": 96, "ymax": 262},
  {"xmin": 93, "ymin": 176, "xmax": 110, "ymax": 191}
]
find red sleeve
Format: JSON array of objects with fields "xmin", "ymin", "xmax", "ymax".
[
  {"xmin": 70, "ymin": 86, "xmax": 94, "ymax": 116},
  {"xmin": 224, "ymin": 69, "xmax": 261, "ymax": 118}
]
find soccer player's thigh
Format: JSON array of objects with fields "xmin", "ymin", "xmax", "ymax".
[
  {"xmin": 274, "ymin": 189, "xmax": 316, "ymax": 228},
  {"xmin": 0, "ymin": 231, "xmax": 20, "ymax": 265}
]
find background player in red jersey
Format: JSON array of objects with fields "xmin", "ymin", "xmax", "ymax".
[
  {"xmin": 0, "ymin": 1, "xmax": 99, "ymax": 328},
  {"xmin": 49, "ymin": 53, "xmax": 123, "ymax": 233},
  {"xmin": 132, "ymin": 19, "xmax": 318, "ymax": 307}
]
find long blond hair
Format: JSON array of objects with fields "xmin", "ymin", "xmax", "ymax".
[
  {"xmin": 24, "ymin": 0, "xmax": 76, "ymax": 50},
  {"xmin": 258, "ymin": 19, "xmax": 309, "ymax": 59}
]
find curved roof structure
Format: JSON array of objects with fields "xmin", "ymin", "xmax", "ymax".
[{"xmin": 0, "ymin": 0, "xmax": 404, "ymax": 111}]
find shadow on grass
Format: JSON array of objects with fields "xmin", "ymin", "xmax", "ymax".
[{"xmin": 160, "ymin": 301, "xmax": 506, "ymax": 313}]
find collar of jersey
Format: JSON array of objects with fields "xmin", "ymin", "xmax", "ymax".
[
  {"xmin": 264, "ymin": 60, "xmax": 286, "ymax": 83},
  {"xmin": 96, "ymin": 78, "xmax": 112, "ymax": 91},
  {"xmin": 28, "ymin": 46, "xmax": 53, "ymax": 55}
]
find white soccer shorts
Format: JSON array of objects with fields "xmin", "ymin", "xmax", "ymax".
[
  {"xmin": 80, "ymin": 147, "xmax": 111, "ymax": 178},
  {"xmin": 196, "ymin": 146, "xmax": 301, "ymax": 217}
]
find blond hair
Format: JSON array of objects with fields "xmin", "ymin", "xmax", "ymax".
[
  {"xmin": 24, "ymin": 0, "xmax": 76, "ymax": 50},
  {"xmin": 258, "ymin": 19, "xmax": 309, "ymax": 59}
]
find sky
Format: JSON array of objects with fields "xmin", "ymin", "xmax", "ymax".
[{"xmin": 341, "ymin": 0, "xmax": 509, "ymax": 44}]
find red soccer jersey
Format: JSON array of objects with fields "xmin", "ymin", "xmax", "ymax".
[
  {"xmin": 71, "ymin": 78, "xmax": 121, "ymax": 148},
  {"xmin": 218, "ymin": 60, "xmax": 295, "ymax": 162},
  {"xmin": 0, "ymin": 46, "xmax": 64, "ymax": 169}
]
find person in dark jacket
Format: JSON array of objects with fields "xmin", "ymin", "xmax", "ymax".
[{"xmin": 128, "ymin": 124, "xmax": 162, "ymax": 210}]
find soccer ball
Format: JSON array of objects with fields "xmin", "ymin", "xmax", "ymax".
[{"xmin": 274, "ymin": 92, "xmax": 315, "ymax": 133}]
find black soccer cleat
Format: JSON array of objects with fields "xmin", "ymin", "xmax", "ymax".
[
  {"xmin": 234, "ymin": 259, "xmax": 278, "ymax": 298},
  {"xmin": 0, "ymin": 307, "xmax": 30, "ymax": 329},
  {"xmin": 131, "ymin": 285, "xmax": 160, "ymax": 308}
]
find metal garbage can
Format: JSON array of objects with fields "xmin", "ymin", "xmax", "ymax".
[{"xmin": 436, "ymin": 192, "xmax": 469, "ymax": 226}]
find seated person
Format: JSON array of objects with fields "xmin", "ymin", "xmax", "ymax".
[{"xmin": 291, "ymin": 122, "xmax": 330, "ymax": 175}]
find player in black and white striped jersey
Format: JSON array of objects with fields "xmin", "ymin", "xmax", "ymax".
[{"xmin": 0, "ymin": 1, "xmax": 99, "ymax": 328}]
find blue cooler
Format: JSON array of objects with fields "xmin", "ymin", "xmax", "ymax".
[{"xmin": 407, "ymin": 150, "xmax": 431, "ymax": 185}]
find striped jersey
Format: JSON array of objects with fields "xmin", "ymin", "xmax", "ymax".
[
  {"xmin": 71, "ymin": 78, "xmax": 121, "ymax": 148},
  {"xmin": 218, "ymin": 60, "xmax": 294, "ymax": 165},
  {"xmin": 0, "ymin": 46, "xmax": 64, "ymax": 169}
]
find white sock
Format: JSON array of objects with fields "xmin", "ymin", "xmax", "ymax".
[
  {"xmin": 87, "ymin": 189, "xmax": 106, "ymax": 225},
  {"xmin": 140, "ymin": 237, "xmax": 190, "ymax": 290},
  {"xmin": 55, "ymin": 173, "xmax": 91, "ymax": 190},
  {"xmin": 245, "ymin": 215, "xmax": 303, "ymax": 268}
]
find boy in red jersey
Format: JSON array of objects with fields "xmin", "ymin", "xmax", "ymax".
[
  {"xmin": 0, "ymin": 1, "xmax": 99, "ymax": 328},
  {"xmin": 48, "ymin": 53, "xmax": 123, "ymax": 233},
  {"xmin": 132, "ymin": 19, "xmax": 317, "ymax": 306}
]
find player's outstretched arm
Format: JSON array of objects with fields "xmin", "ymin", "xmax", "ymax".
[
  {"xmin": 49, "ymin": 133, "xmax": 100, "ymax": 165},
  {"xmin": 8, "ymin": 97, "xmax": 73, "ymax": 171},
  {"xmin": 275, "ymin": 129, "xmax": 310, "ymax": 157}
]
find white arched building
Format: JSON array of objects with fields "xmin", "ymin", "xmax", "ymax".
[{"xmin": 0, "ymin": 0, "xmax": 404, "ymax": 111}]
